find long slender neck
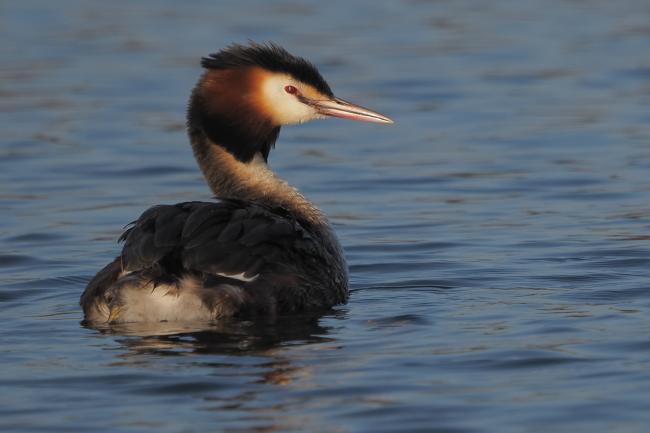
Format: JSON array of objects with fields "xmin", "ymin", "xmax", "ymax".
[{"xmin": 188, "ymin": 115, "xmax": 325, "ymax": 226}]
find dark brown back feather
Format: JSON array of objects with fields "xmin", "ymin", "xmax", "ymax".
[{"xmin": 117, "ymin": 200, "xmax": 347, "ymax": 313}]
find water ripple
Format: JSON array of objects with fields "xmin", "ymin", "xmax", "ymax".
[{"xmin": 2, "ymin": 1, "xmax": 650, "ymax": 433}]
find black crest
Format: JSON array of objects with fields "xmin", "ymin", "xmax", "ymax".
[{"xmin": 202, "ymin": 42, "xmax": 333, "ymax": 97}]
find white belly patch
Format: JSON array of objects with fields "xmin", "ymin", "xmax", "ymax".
[{"xmin": 113, "ymin": 275, "xmax": 245, "ymax": 323}]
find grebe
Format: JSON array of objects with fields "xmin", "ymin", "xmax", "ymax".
[{"xmin": 81, "ymin": 42, "xmax": 392, "ymax": 324}]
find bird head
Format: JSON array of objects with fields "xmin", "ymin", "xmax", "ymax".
[{"xmin": 189, "ymin": 42, "xmax": 392, "ymax": 162}]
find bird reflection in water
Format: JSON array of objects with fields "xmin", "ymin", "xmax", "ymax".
[{"xmin": 88, "ymin": 311, "xmax": 340, "ymax": 388}]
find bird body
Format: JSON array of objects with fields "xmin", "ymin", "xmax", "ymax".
[{"xmin": 81, "ymin": 43, "xmax": 392, "ymax": 324}]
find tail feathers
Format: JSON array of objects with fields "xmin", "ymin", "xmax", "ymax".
[{"xmin": 80, "ymin": 257, "xmax": 122, "ymax": 323}]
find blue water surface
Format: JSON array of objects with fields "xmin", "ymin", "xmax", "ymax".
[{"xmin": 1, "ymin": 1, "xmax": 650, "ymax": 432}]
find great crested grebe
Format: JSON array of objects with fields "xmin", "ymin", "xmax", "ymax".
[{"xmin": 81, "ymin": 42, "xmax": 392, "ymax": 324}]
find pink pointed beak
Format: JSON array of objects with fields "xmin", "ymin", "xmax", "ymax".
[{"xmin": 307, "ymin": 97, "xmax": 394, "ymax": 124}]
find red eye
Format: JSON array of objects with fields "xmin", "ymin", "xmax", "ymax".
[{"xmin": 284, "ymin": 85, "xmax": 298, "ymax": 94}]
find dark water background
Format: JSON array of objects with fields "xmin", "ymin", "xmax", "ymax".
[{"xmin": 2, "ymin": 1, "xmax": 650, "ymax": 432}]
